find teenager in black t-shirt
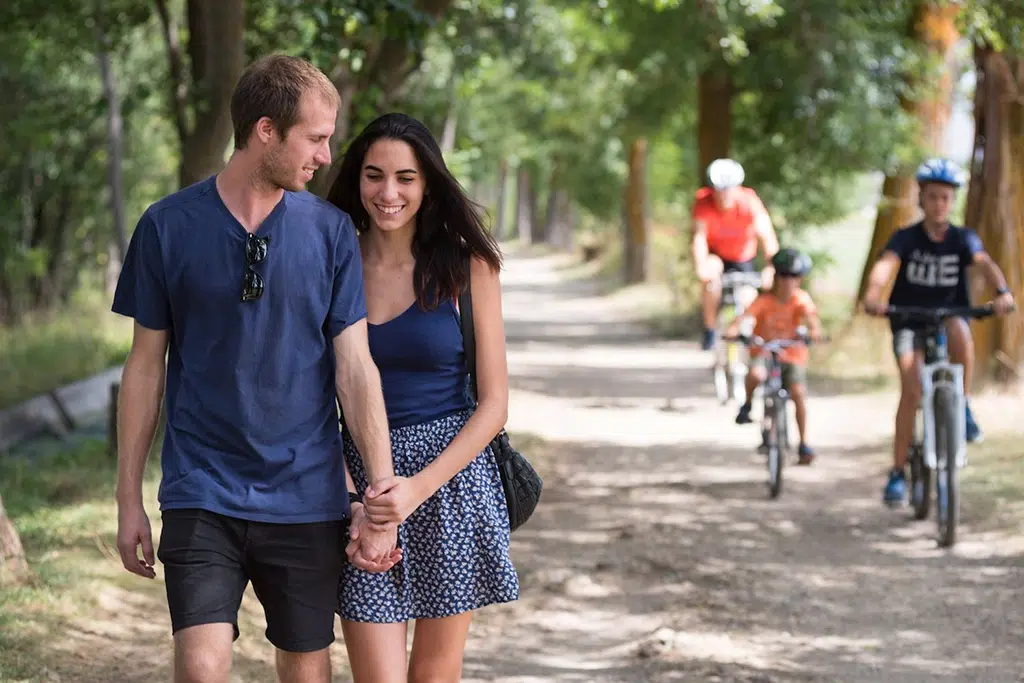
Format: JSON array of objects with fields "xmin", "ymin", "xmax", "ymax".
[{"xmin": 862, "ymin": 158, "xmax": 1015, "ymax": 507}]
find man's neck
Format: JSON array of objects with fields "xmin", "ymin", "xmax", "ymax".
[
  {"xmin": 216, "ymin": 154, "xmax": 284, "ymax": 233},
  {"xmin": 922, "ymin": 218, "xmax": 950, "ymax": 240}
]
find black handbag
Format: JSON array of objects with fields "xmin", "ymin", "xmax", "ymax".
[{"xmin": 458, "ymin": 260, "xmax": 543, "ymax": 532}]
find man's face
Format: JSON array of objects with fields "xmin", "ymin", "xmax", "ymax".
[
  {"xmin": 261, "ymin": 91, "xmax": 336, "ymax": 192},
  {"xmin": 712, "ymin": 186, "xmax": 740, "ymax": 209},
  {"xmin": 920, "ymin": 182, "xmax": 956, "ymax": 225}
]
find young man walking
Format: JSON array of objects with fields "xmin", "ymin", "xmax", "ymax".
[{"xmin": 112, "ymin": 54, "xmax": 397, "ymax": 683}]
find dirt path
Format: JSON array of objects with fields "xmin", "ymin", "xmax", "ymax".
[{"xmin": 462, "ymin": 250, "xmax": 1024, "ymax": 683}]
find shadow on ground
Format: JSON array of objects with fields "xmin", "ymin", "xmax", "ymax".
[{"xmin": 466, "ymin": 433, "xmax": 1024, "ymax": 683}]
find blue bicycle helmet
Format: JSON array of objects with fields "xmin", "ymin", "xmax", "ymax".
[{"xmin": 915, "ymin": 158, "xmax": 966, "ymax": 188}]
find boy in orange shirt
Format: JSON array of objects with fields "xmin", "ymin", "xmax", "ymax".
[{"xmin": 726, "ymin": 248, "xmax": 823, "ymax": 464}]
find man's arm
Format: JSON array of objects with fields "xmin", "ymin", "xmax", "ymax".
[
  {"xmin": 754, "ymin": 211, "xmax": 779, "ymax": 260},
  {"xmin": 113, "ymin": 324, "xmax": 168, "ymax": 579},
  {"xmin": 333, "ymin": 321, "xmax": 394, "ymax": 485},
  {"xmin": 116, "ymin": 325, "xmax": 168, "ymax": 506},
  {"xmin": 691, "ymin": 218, "xmax": 711, "ymax": 280},
  {"xmin": 863, "ymin": 251, "xmax": 901, "ymax": 313},
  {"xmin": 972, "ymin": 251, "xmax": 1016, "ymax": 313}
]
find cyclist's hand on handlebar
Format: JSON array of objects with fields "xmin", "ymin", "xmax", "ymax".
[
  {"xmin": 993, "ymin": 291, "xmax": 1016, "ymax": 316},
  {"xmin": 863, "ymin": 298, "xmax": 885, "ymax": 317},
  {"xmin": 696, "ymin": 260, "xmax": 717, "ymax": 284}
]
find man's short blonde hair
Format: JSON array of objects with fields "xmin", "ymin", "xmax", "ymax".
[{"xmin": 230, "ymin": 54, "xmax": 339, "ymax": 149}]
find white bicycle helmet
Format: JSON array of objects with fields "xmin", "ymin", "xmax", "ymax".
[{"xmin": 706, "ymin": 158, "xmax": 745, "ymax": 190}]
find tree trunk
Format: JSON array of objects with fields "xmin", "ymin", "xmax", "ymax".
[
  {"xmin": 97, "ymin": 22, "xmax": 128, "ymax": 262},
  {"xmin": 515, "ymin": 166, "xmax": 535, "ymax": 245},
  {"xmin": 156, "ymin": 0, "xmax": 246, "ymax": 189},
  {"xmin": 854, "ymin": 1, "xmax": 960, "ymax": 303},
  {"xmin": 547, "ymin": 189, "xmax": 574, "ymax": 250},
  {"xmin": 623, "ymin": 137, "xmax": 649, "ymax": 283},
  {"xmin": 964, "ymin": 46, "xmax": 1024, "ymax": 385},
  {"xmin": 0, "ymin": 493, "xmax": 29, "ymax": 586},
  {"xmin": 697, "ymin": 64, "xmax": 733, "ymax": 178},
  {"xmin": 494, "ymin": 158, "xmax": 508, "ymax": 240},
  {"xmin": 541, "ymin": 162, "xmax": 564, "ymax": 244},
  {"xmin": 439, "ymin": 71, "xmax": 458, "ymax": 157}
]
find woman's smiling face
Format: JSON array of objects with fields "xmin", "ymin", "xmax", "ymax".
[{"xmin": 359, "ymin": 138, "xmax": 426, "ymax": 233}]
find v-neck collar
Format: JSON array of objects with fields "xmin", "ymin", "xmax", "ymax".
[{"xmin": 209, "ymin": 175, "xmax": 288, "ymax": 238}]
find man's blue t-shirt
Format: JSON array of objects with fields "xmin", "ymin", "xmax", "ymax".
[
  {"xmin": 885, "ymin": 221, "xmax": 984, "ymax": 329},
  {"xmin": 112, "ymin": 176, "xmax": 367, "ymax": 523}
]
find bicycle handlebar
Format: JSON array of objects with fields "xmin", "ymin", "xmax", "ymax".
[
  {"xmin": 882, "ymin": 303, "xmax": 1003, "ymax": 323},
  {"xmin": 721, "ymin": 333, "xmax": 831, "ymax": 350}
]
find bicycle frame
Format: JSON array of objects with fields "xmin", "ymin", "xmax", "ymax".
[{"xmin": 917, "ymin": 329, "xmax": 967, "ymax": 470}]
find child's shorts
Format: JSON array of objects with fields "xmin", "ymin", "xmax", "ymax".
[{"xmin": 751, "ymin": 357, "xmax": 806, "ymax": 389}]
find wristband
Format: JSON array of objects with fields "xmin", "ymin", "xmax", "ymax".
[
  {"xmin": 996, "ymin": 286, "xmax": 1010, "ymax": 296},
  {"xmin": 348, "ymin": 491, "xmax": 363, "ymax": 506}
]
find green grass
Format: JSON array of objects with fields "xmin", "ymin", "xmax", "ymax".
[
  {"xmin": 0, "ymin": 438, "xmax": 159, "ymax": 682},
  {"xmin": 0, "ymin": 295, "xmax": 133, "ymax": 410},
  {"xmin": 0, "ymin": 430, "xmax": 551, "ymax": 682},
  {"xmin": 962, "ymin": 435, "xmax": 1024, "ymax": 534}
]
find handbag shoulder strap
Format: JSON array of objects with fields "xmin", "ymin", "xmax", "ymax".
[{"xmin": 458, "ymin": 253, "xmax": 479, "ymax": 402}]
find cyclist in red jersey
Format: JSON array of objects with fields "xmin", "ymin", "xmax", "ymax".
[{"xmin": 691, "ymin": 158, "xmax": 780, "ymax": 350}]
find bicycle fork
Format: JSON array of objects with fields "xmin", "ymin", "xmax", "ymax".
[{"xmin": 919, "ymin": 361, "xmax": 967, "ymax": 470}]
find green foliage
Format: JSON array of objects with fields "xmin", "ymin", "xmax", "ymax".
[
  {"xmin": 1, "ymin": 3, "xmax": 174, "ymax": 325},
  {"xmin": 0, "ymin": 298, "xmax": 132, "ymax": 410}
]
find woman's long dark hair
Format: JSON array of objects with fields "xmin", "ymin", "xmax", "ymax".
[{"xmin": 325, "ymin": 112, "xmax": 502, "ymax": 310}]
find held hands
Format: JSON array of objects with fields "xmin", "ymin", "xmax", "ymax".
[
  {"xmin": 362, "ymin": 475, "xmax": 430, "ymax": 529},
  {"xmin": 346, "ymin": 503, "xmax": 402, "ymax": 573}
]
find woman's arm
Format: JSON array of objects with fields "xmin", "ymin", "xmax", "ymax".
[
  {"xmin": 416, "ymin": 255, "xmax": 508, "ymax": 496},
  {"xmin": 363, "ymin": 255, "xmax": 508, "ymax": 523}
]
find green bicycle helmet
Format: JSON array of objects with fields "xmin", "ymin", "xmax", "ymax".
[{"xmin": 772, "ymin": 247, "xmax": 812, "ymax": 277}]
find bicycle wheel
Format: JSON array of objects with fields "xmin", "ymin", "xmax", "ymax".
[
  {"xmin": 728, "ymin": 356, "xmax": 746, "ymax": 404},
  {"xmin": 765, "ymin": 396, "xmax": 784, "ymax": 499},
  {"xmin": 934, "ymin": 385, "xmax": 959, "ymax": 547},
  {"xmin": 712, "ymin": 363, "xmax": 729, "ymax": 404},
  {"xmin": 908, "ymin": 442, "xmax": 931, "ymax": 521}
]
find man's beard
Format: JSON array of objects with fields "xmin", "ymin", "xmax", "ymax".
[{"xmin": 259, "ymin": 149, "xmax": 305, "ymax": 193}]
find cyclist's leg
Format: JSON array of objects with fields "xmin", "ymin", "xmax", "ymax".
[
  {"xmin": 945, "ymin": 315, "xmax": 981, "ymax": 442},
  {"xmin": 736, "ymin": 356, "xmax": 766, "ymax": 423},
  {"xmin": 784, "ymin": 363, "xmax": 813, "ymax": 462},
  {"xmin": 886, "ymin": 329, "xmax": 924, "ymax": 503},
  {"xmin": 700, "ymin": 254, "xmax": 725, "ymax": 349}
]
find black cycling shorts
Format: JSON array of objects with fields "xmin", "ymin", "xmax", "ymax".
[
  {"xmin": 157, "ymin": 508, "xmax": 346, "ymax": 653},
  {"xmin": 717, "ymin": 256, "xmax": 756, "ymax": 274}
]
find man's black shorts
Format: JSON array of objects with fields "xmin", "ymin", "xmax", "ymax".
[
  {"xmin": 891, "ymin": 318, "xmax": 968, "ymax": 359},
  {"xmin": 719, "ymin": 256, "xmax": 756, "ymax": 274},
  {"xmin": 157, "ymin": 508, "xmax": 346, "ymax": 653}
]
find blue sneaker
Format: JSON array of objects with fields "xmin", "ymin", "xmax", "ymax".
[
  {"xmin": 883, "ymin": 469, "xmax": 907, "ymax": 507},
  {"xmin": 701, "ymin": 328, "xmax": 717, "ymax": 351},
  {"xmin": 965, "ymin": 401, "xmax": 983, "ymax": 443}
]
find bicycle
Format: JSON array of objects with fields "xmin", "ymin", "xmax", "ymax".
[
  {"xmin": 882, "ymin": 303, "xmax": 1000, "ymax": 548},
  {"xmin": 724, "ymin": 327, "xmax": 823, "ymax": 499},
  {"xmin": 711, "ymin": 271, "xmax": 764, "ymax": 404}
]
